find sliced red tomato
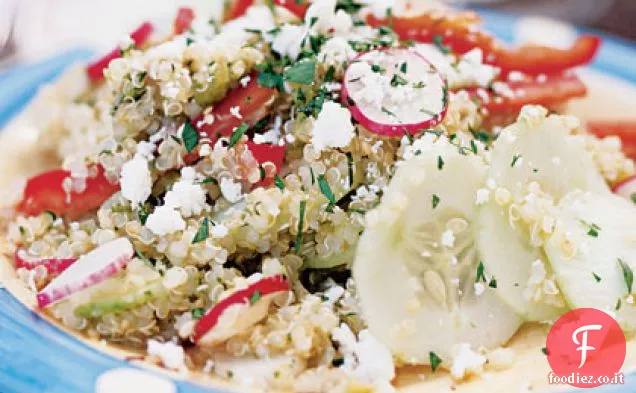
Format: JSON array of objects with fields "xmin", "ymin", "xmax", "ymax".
[
  {"xmin": 274, "ymin": 0, "xmax": 310, "ymax": 19},
  {"xmin": 367, "ymin": 14, "xmax": 600, "ymax": 75},
  {"xmin": 14, "ymin": 249, "xmax": 78, "ymax": 275},
  {"xmin": 18, "ymin": 165, "xmax": 120, "ymax": 220},
  {"xmin": 247, "ymin": 142, "xmax": 286, "ymax": 188},
  {"xmin": 174, "ymin": 7, "xmax": 195, "ymax": 35},
  {"xmin": 224, "ymin": 0, "xmax": 255, "ymax": 21},
  {"xmin": 587, "ymin": 121, "xmax": 636, "ymax": 159},
  {"xmin": 86, "ymin": 22, "xmax": 154, "ymax": 83},
  {"xmin": 466, "ymin": 73, "xmax": 587, "ymax": 114},
  {"xmin": 192, "ymin": 73, "xmax": 278, "ymax": 143}
]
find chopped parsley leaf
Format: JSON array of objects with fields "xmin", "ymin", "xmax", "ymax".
[
  {"xmin": 182, "ymin": 121, "xmax": 199, "ymax": 153},
  {"xmin": 371, "ymin": 64, "xmax": 385, "ymax": 73},
  {"xmin": 249, "ymin": 290, "xmax": 262, "ymax": 305},
  {"xmin": 381, "ymin": 106, "xmax": 396, "ymax": 117},
  {"xmin": 258, "ymin": 71, "xmax": 285, "ymax": 91},
  {"xmin": 228, "ymin": 123, "xmax": 249, "ymax": 148},
  {"xmin": 198, "ymin": 176, "xmax": 217, "ymax": 185},
  {"xmin": 295, "ymin": 200, "xmax": 307, "ymax": 253},
  {"xmin": 137, "ymin": 204, "xmax": 150, "ymax": 225},
  {"xmin": 476, "ymin": 261, "xmax": 487, "ymax": 283},
  {"xmin": 593, "ymin": 272, "xmax": 602, "ymax": 283},
  {"xmin": 390, "ymin": 74, "xmax": 408, "ymax": 87},
  {"xmin": 470, "ymin": 140, "xmax": 478, "ymax": 154},
  {"xmin": 429, "ymin": 351, "xmax": 443, "ymax": 373},
  {"xmin": 274, "ymin": 175, "xmax": 285, "ymax": 190},
  {"xmin": 318, "ymin": 175, "xmax": 336, "ymax": 212},
  {"xmin": 284, "ymin": 60, "xmax": 316, "ymax": 85},
  {"xmin": 432, "ymin": 194, "xmax": 440, "ymax": 209},
  {"xmin": 346, "ymin": 152, "xmax": 354, "ymax": 187},
  {"xmin": 616, "ymin": 298, "xmax": 623, "ymax": 311},
  {"xmin": 488, "ymin": 277, "xmax": 498, "ymax": 288},
  {"xmin": 324, "ymin": 65, "xmax": 336, "ymax": 82},
  {"xmin": 631, "ymin": 193, "xmax": 636, "ymax": 204},
  {"xmin": 618, "ymin": 258, "xmax": 633, "ymax": 294},
  {"xmin": 192, "ymin": 218, "xmax": 209, "ymax": 244},
  {"xmin": 511, "ymin": 154, "xmax": 522, "ymax": 168},
  {"xmin": 186, "ymin": 37, "xmax": 194, "ymax": 46},
  {"xmin": 437, "ymin": 156, "xmax": 444, "ymax": 170},
  {"xmin": 433, "ymin": 35, "xmax": 451, "ymax": 54},
  {"xmin": 192, "ymin": 308, "xmax": 205, "ymax": 319},
  {"xmin": 400, "ymin": 62, "xmax": 407, "ymax": 73},
  {"xmin": 541, "ymin": 347, "xmax": 548, "ymax": 355},
  {"xmin": 580, "ymin": 220, "xmax": 601, "ymax": 238}
]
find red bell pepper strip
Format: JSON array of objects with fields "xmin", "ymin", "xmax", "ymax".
[
  {"xmin": 366, "ymin": 14, "xmax": 601, "ymax": 76},
  {"xmin": 587, "ymin": 121, "xmax": 636, "ymax": 159},
  {"xmin": 86, "ymin": 22, "xmax": 154, "ymax": 83},
  {"xmin": 18, "ymin": 165, "xmax": 120, "ymax": 220},
  {"xmin": 14, "ymin": 250, "xmax": 78, "ymax": 275},
  {"xmin": 247, "ymin": 142, "xmax": 286, "ymax": 188},
  {"xmin": 274, "ymin": 0, "xmax": 310, "ymax": 19},
  {"xmin": 192, "ymin": 73, "xmax": 278, "ymax": 144},
  {"xmin": 224, "ymin": 0, "xmax": 255, "ymax": 21},
  {"xmin": 174, "ymin": 7, "xmax": 195, "ymax": 35},
  {"xmin": 466, "ymin": 73, "xmax": 587, "ymax": 114}
]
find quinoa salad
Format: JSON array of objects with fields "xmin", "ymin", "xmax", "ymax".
[{"xmin": 3, "ymin": 1, "xmax": 636, "ymax": 392}]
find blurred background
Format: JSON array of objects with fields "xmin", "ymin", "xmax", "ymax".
[{"xmin": 0, "ymin": 0, "xmax": 634, "ymax": 68}]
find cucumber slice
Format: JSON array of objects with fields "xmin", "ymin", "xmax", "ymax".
[
  {"xmin": 71, "ymin": 259, "xmax": 167, "ymax": 318},
  {"xmin": 353, "ymin": 139, "xmax": 521, "ymax": 363},
  {"xmin": 544, "ymin": 191, "xmax": 636, "ymax": 332},
  {"xmin": 477, "ymin": 108, "xmax": 609, "ymax": 321}
]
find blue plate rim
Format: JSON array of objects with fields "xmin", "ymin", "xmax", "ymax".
[{"xmin": 1, "ymin": 9, "xmax": 635, "ymax": 393}]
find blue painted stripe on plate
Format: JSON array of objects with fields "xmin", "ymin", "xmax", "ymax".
[{"xmin": 0, "ymin": 10, "xmax": 635, "ymax": 393}]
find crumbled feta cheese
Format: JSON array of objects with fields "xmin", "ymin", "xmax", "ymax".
[
  {"xmin": 95, "ymin": 368, "xmax": 176, "ymax": 393},
  {"xmin": 414, "ymin": 45, "xmax": 498, "ymax": 89},
  {"xmin": 220, "ymin": 178, "xmax": 243, "ymax": 203},
  {"xmin": 515, "ymin": 16, "xmax": 577, "ymax": 49},
  {"xmin": 239, "ymin": 75, "xmax": 251, "ymax": 87},
  {"xmin": 311, "ymin": 101, "xmax": 355, "ymax": 151},
  {"xmin": 331, "ymin": 324, "xmax": 395, "ymax": 392},
  {"xmin": 145, "ymin": 205, "xmax": 186, "ymax": 236},
  {"xmin": 305, "ymin": 0, "xmax": 353, "ymax": 36},
  {"xmin": 475, "ymin": 188, "xmax": 490, "ymax": 205},
  {"xmin": 229, "ymin": 106, "xmax": 243, "ymax": 119},
  {"xmin": 474, "ymin": 282, "xmax": 486, "ymax": 296},
  {"xmin": 269, "ymin": 24, "xmax": 307, "ymax": 61},
  {"xmin": 319, "ymin": 36, "xmax": 357, "ymax": 66},
  {"xmin": 440, "ymin": 229, "xmax": 455, "ymax": 248},
  {"xmin": 147, "ymin": 340, "xmax": 186, "ymax": 371},
  {"xmin": 450, "ymin": 343, "xmax": 486, "ymax": 380},
  {"xmin": 163, "ymin": 167, "xmax": 208, "ymax": 218},
  {"xmin": 120, "ymin": 156, "xmax": 152, "ymax": 206},
  {"xmin": 222, "ymin": 6, "xmax": 276, "ymax": 34}
]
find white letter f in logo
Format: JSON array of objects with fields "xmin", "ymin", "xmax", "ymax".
[{"xmin": 572, "ymin": 324, "xmax": 602, "ymax": 368}]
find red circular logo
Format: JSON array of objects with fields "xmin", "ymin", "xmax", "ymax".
[{"xmin": 546, "ymin": 308, "xmax": 626, "ymax": 388}]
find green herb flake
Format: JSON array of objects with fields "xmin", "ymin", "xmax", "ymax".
[
  {"xmin": 192, "ymin": 218, "xmax": 209, "ymax": 244},
  {"xmin": 433, "ymin": 35, "xmax": 451, "ymax": 55},
  {"xmin": 437, "ymin": 156, "xmax": 444, "ymax": 170},
  {"xmin": 488, "ymin": 277, "xmax": 498, "ymax": 289},
  {"xmin": 616, "ymin": 298, "xmax": 622, "ymax": 311},
  {"xmin": 511, "ymin": 154, "xmax": 522, "ymax": 168},
  {"xmin": 476, "ymin": 261, "xmax": 487, "ymax": 283},
  {"xmin": 274, "ymin": 175, "xmax": 285, "ymax": 190},
  {"xmin": 429, "ymin": 351, "xmax": 443, "ymax": 373},
  {"xmin": 137, "ymin": 204, "xmax": 150, "ymax": 225},
  {"xmin": 618, "ymin": 258, "xmax": 634, "ymax": 294},
  {"xmin": 580, "ymin": 220, "xmax": 601, "ymax": 238},
  {"xmin": 192, "ymin": 308, "xmax": 205, "ymax": 319},
  {"xmin": 258, "ymin": 71, "xmax": 285, "ymax": 91},
  {"xmin": 228, "ymin": 123, "xmax": 249, "ymax": 148},
  {"xmin": 249, "ymin": 290, "xmax": 262, "ymax": 305},
  {"xmin": 413, "ymin": 81, "xmax": 426, "ymax": 89},
  {"xmin": 371, "ymin": 64, "xmax": 384, "ymax": 74},
  {"xmin": 390, "ymin": 73, "xmax": 408, "ymax": 87},
  {"xmin": 324, "ymin": 65, "xmax": 336, "ymax": 82},
  {"xmin": 182, "ymin": 121, "xmax": 199, "ymax": 153},
  {"xmin": 432, "ymin": 194, "xmax": 440, "ymax": 209},
  {"xmin": 593, "ymin": 272, "xmax": 602, "ymax": 283},
  {"xmin": 198, "ymin": 176, "xmax": 217, "ymax": 185},
  {"xmin": 186, "ymin": 37, "xmax": 194, "ymax": 46},
  {"xmin": 541, "ymin": 347, "xmax": 548, "ymax": 356},
  {"xmin": 470, "ymin": 140, "xmax": 478, "ymax": 154},
  {"xmin": 318, "ymin": 175, "xmax": 336, "ymax": 212},
  {"xmin": 400, "ymin": 62, "xmax": 408, "ymax": 73},
  {"xmin": 631, "ymin": 193, "xmax": 636, "ymax": 204},
  {"xmin": 283, "ymin": 60, "xmax": 316, "ymax": 85},
  {"xmin": 346, "ymin": 152, "xmax": 354, "ymax": 188},
  {"xmin": 295, "ymin": 200, "xmax": 307, "ymax": 253},
  {"xmin": 381, "ymin": 106, "xmax": 395, "ymax": 117}
]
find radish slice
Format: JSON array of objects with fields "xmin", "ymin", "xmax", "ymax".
[
  {"xmin": 193, "ymin": 275, "xmax": 290, "ymax": 347},
  {"xmin": 14, "ymin": 249, "xmax": 77, "ymax": 275},
  {"xmin": 36, "ymin": 238, "xmax": 134, "ymax": 308},
  {"xmin": 342, "ymin": 48, "xmax": 448, "ymax": 137},
  {"xmin": 613, "ymin": 176, "xmax": 636, "ymax": 203}
]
